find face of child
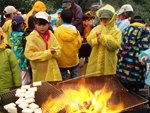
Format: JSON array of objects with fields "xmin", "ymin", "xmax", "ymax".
[
  {"xmin": 83, "ymin": 19, "xmax": 94, "ymax": 26},
  {"xmin": 88, "ymin": 19, "xmax": 94, "ymax": 26},
  {"xmin": 35, "ymin": 23, "xmax": 49, "ymax": 34},
  {"xmin": 100, "ymin": 18, "xmax": 111, "ymax": 26}
]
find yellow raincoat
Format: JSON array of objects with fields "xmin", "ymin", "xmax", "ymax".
[
  {"xmin": 54, "ymin": 26, "xmax": 82, "ymax": 68},
  {"xmin": 25, "ymin": 1, "xmax": 46, "ymax": 28},
  {"xmin": 86, "ymin": 4, "xmax": 121, "ymax": 76},
  {"xmin": 2, "ymin": 20, "xmax": 12, "ymax": 46},
  {"xmin": 0, "ymin": 43, "xmax": 21, "ymax": 93},
  {"xmin": 24, "ymin": 30, "xmax": 62, "ymax": 82}
]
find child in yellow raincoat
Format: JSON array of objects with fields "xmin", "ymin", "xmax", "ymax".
[
  {"xmin": 2, "ymin": 5, "xmax": 17, "ymax": 46},
  {"xmin": 54, "ymin": 9, "xmax": 82, "ymax": 80},
  {"xmin": 0, "ymin": 28, "xmax": 21, "ymax": 93},
  {"xmin": 86, "ymin": 4, "xmax": 121, "ymax": 76},
  {"xmin": 24, "ymin": 11, "xmax": 62, "ymax": 82}
]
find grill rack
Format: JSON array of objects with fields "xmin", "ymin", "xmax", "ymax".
[{"xmin": 0, "ymin": 75, "xmax": 149, "ymax": 113}]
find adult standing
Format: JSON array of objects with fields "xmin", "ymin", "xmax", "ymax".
[{"xmin": 62, "ymin": 0, "xmax": 83, "ymax": 35}]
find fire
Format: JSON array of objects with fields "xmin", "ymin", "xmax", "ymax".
[{"xmin": 42, "ymin": 85, "xmax": 124, "ymax": 113}]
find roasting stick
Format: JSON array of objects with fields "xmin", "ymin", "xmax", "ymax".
[{"xmin": 58, "ymin": 71, "xmax": 101, "ymax": 84}]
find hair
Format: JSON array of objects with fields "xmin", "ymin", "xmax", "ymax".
[
  {"xmin": 130, "ymin": 16, "xmax": 145, "ymax": 24},
  {"xmin": 34, "ymin": 18, "xmax": 49, "ymax": 25},
  {"xmin": 61, "ymin": 9, "xmax": 73, "ymax": 23},
  {"xmin": 5, "ymin": 14, "xmax": 12, "ymax": 18},
  {"xmin": 28, "ymin": 15, "xmax": 35, "ymax": 30},
  {"xmin": 0, "ymin": 13, "xmax": 12, "ymax": 27},
  {"xmin": 82, "ymin": 14, "xmax": 94, "ymax": 21}
]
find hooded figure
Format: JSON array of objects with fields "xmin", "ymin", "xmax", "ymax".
[
  {"xmin": 62, "ymin": 0, "xmax": 83, "ymax": 35},
  {"xmin": 54, "ymin": 26, "xmax": 82, "ymax": 68},
  {"xmin": 86, "ymin": 4, "xmax": 121, "ymax": 76},
  {"xmin": 25, "ymin": 1, "xmax": 46, "ymax": 28},
  {"xmin": 0, "ymin": 28, "xmax": 21, "ymax": 93},
  {"xmin": 54, "ymin": 9, "xmax": 82, "ymax": 80}
]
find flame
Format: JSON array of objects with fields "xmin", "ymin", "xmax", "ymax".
[{"xmin": 42, "ymin": 85, "xmax": 124, "ymax": 113}]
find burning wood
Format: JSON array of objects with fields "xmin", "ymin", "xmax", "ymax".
[{"xmin": 41, "ymin": 84, "xmax": 124, "ymax": 113}]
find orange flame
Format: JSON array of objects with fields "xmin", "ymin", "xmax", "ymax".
[{"xmin": 42, "ymin": 85, "xmax": 124, "ymax": 113}]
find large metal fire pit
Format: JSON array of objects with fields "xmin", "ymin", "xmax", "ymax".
[
  {"xmin": 57, "ymin": 75, "xmax": 149, "ymax": 112},
  {"xmin": 0, "ymin": 75, "xmax": 149, "ymax": 113}
]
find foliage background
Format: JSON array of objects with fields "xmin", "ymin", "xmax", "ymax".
[{"xmin": 0, "ymin": 0, "xmax": 149, "ymax": 23}]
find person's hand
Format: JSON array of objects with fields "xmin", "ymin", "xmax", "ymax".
[
  {"xmin": 96, "ymin": 32, "xmax": 101, "ymax": 43},
  {"xmin": 141, "ymin": 56, "xmax": 148, "ymax": 65},
  {"xmin": 50, "ymin": 48, "xmax": 56, "ymax": 54}
]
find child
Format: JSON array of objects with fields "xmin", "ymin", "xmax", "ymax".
[
  {"xmin": 82, "ymin": 14, "xmax": 95, "ymax": 41},
  {"xmin": 0, "ymin": 28, "xmax": 21, "ymax": 93},
  {"xmin": 55, "ymin": 8, "xmax": 63, "ymax": 27},
  {"xmin": 86, "ymin": 4, "xmax": 121, "ymax": 76},
  {"xmin": 54, "ymin": 9, "xmax": 82, "ymax": 80},
  {"xmin": 62, "ymin": 0, "xmax": 83, "ymax": 35},
  {"xmin": 2, "ymin": 5, "xmax": 17, "ymax": 46},
  {"xmin": 24, "ymin": 11, "xmax": 62, "ymax": 82},
  {"xmin": 10, "ymin": 15, "xmax": 30, "ymax": 85},
  {"xmin": 25, "ymin": 1, "xmax": 46, "ymax": 29},
  {"xmin": 116, "ymin": 4, "xmax": 133, "ymax": 31},
  {"xmin": 116, "ymin": 16, "xmax": 150, "ymax": 92},
  {"xmin": 139, "ymin": 48, "xmax": 150, "ymax": 86}
]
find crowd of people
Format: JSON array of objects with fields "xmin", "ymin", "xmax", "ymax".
[{"xmin": 0, "ymin": 0, "xmax": 150, "ymax": 98}]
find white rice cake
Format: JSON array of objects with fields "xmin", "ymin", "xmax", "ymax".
[
  {"xmin": 15, "ymin": 98, "xmax": 25, "ymax": 105},
  {"xmin": 28, "ymin": 103, "xmax": 39, "ymax": 110},
  {"xmin": 32, "ymin": 81, "xmax": 42, "ymax": 87},
  {"xmin": 28, "ymin": 87, "xmax": 37, "ymax": 92},
  {"xmin": 34, "ymin": 108, "xmax": 42, "ymax": 113},
  {"xmin": 25, "ymin": 98, "xmax": 35, "ymax": 104},
  {"xmin": 4, "ymin": 102, "xmax": 16, "ymax": 110},
  {"xmin": 18, "ymin": 102, "xmax": 28, "ymax": 109},
  {"xmin": 15, "ymin": 92, "xmax": 26, "ymax": 98},
  {"xmin": 7, "ymin": 106, "xmax": 17, "ymax": 113},
  {"xmin": 25, "ymin": 93, "xmax": 35, "ymax": 99},
  {"xmin": 21, "ymin": 85, "xmax": 31, "ymax": 89},
  {"xmin": 22, "ymin": 108, "xmax": 34, "ymax": 113},
  {"xmin": 16, "ymin": 89, "xmax": 26, "ymax": 93}
]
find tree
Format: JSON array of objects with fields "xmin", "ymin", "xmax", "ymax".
[{"xmin": 0, "ymin": 0, "xmax": 150, "ymax": 23}]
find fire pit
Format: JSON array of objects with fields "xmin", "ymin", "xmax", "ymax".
[
  {"xmin": 0, "ymin": 75, "xmax": 149, "ymax": 113},
  {"xmin": 56, "ymin": 75, "xmax": 149, "ymax": 112}
]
